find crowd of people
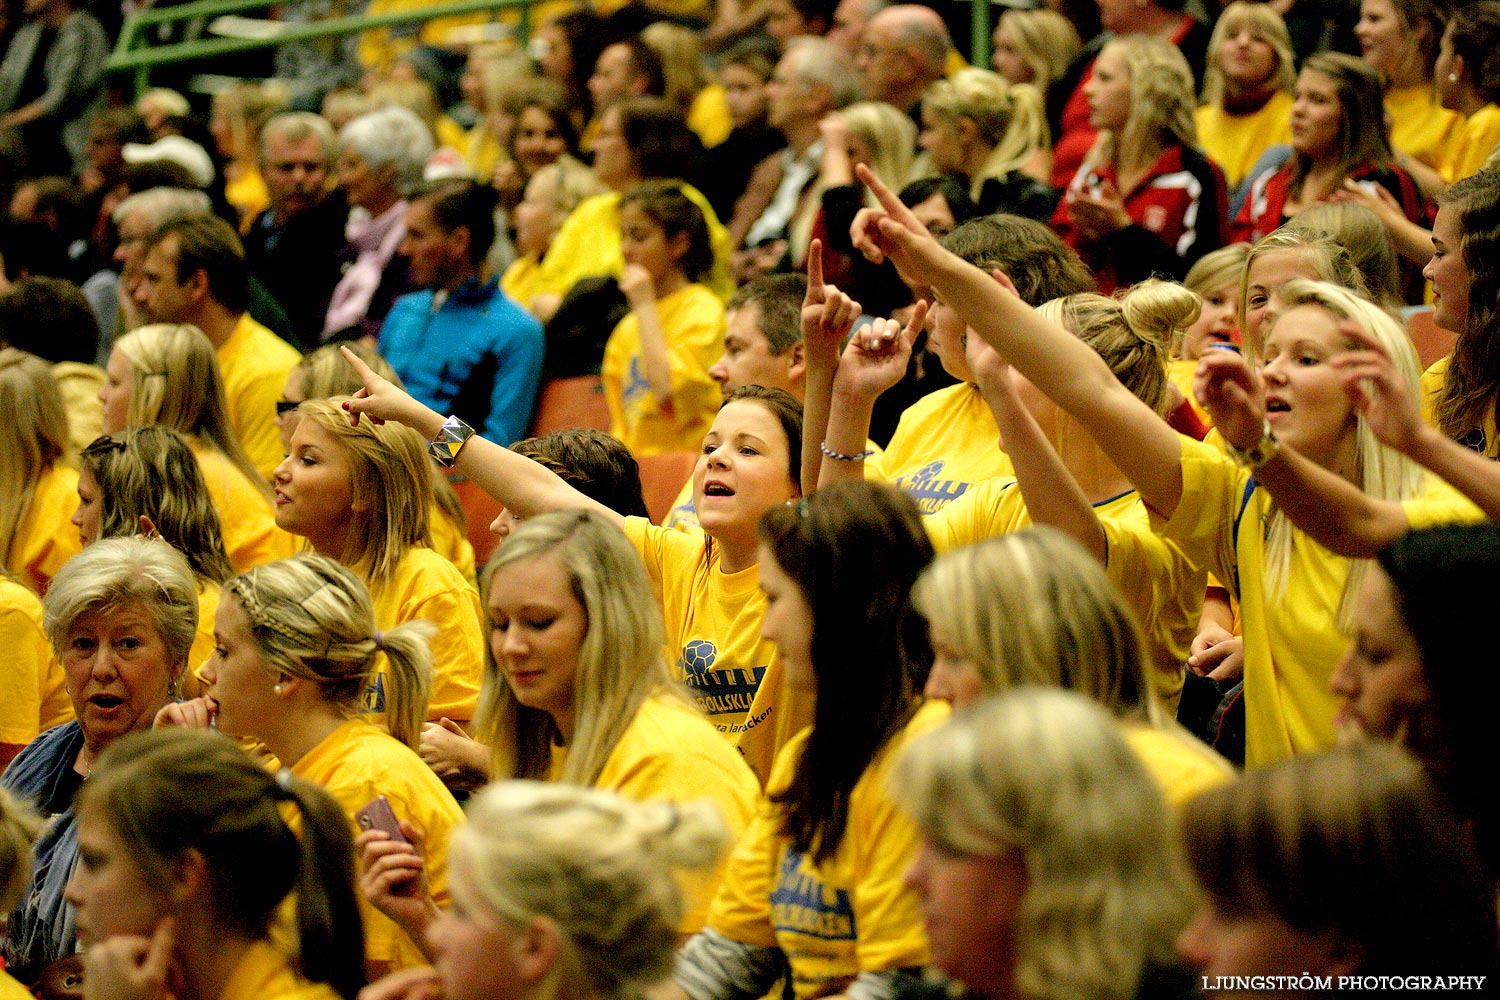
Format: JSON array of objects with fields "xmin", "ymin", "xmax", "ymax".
[{"xmin": 4, "ymin": 0, "xmax": 1500, "ymax": 997}]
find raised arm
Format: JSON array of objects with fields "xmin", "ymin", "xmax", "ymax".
[
  {"xmin": 817, "ymin": 308, "xmax": 924, "ymax": 492},
  {"xmin": 849, "ymin": 164, "xmax": 1186, "ymax": 519},
  {"xmin": 341, "ymin": 347, "xmax": 624, "ymax": 526},
  {"xmin": 966, "ymin": 318, "xmax": 1106, "ymax": 562},
  {"xmin": 1333, "ymin": 334, "xmax": 1500, "ymax": 522},
  {"xmin": 1195, "ymin": 348, "xmax": 1410, "ymax": 557},
  {"xmin": 799, "ymin": 241, "xmax": 849, "ymax": 494}
]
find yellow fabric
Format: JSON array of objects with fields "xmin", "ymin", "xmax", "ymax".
[
  {"xmin": 1194, "ymin": 91, "xmax": 1294, "ymax": 188},
  {"xmin": 1167, "ymin": 356, "xmax": 1212, "ymax": 428},
  {"xmin": 1121, "ymin": 723, "xmax": 1233, "ymax": 810},
  {"xmin": 623, "ymin": 518, "xmax": 808, "ymax": 789},
  {"xmin": 500, "ymin": 255, "xmax": 543, "ymax": 315},
  {"xmin": 429, "ymin": 504, "xmax": 476, "ymax": 586},
  {"xmin": 219, "ymin": 941, "xmax": 342, "ymax": 1000},
  {"xmin": 7, "ymin": 463, "xmax": 82, "ymax": 595},
  {"xmin": 0, "ymin": 578, "xmax": 57, "ymax": 744},
  {"xmin": 461, "ymin": 129, "xmax": 505, "ymax": 180},
  {"xmin": 52, "ymin": 361, "xmax": 105, "ymax": 466},
  {"xmin": 226, "ymin": 165, "xmax": 270, "ymax": 231},
  {"xmin": 592, "ymin": 0, "xmax": 707, "ymax": 17},
  {"xmin": 689, "ymin": 85, "xmax": 733, "ymax": 149},
  {"xmin": 602, "ymin": 282, "xmax": 725, "ymax": 457},
  {"xmin": 1386, "ymin": 85, "xmax": 1464, "ymax": 171},
  {"xmin": 0, "ymin": 972, "xmax": 33, "ymax": 1000},
  {"xmin": 870, "ymin": 382, "xmax": 1014, "ymax": 515},
  {"xmin": 365, "ymin": 547, "xmax": 485, "ymax": 723},
  {"xmin": 289, "ymin": 718, "xmax": 464, "ymax": 971},
  {"xmin": 217, "ymin": 314, "xmax": 302, "ymax": 483},
  {"xmin": 187, "ymin": 582, "xmax": 222, "ymax": 689},
  {"xmin": 1421, "ymin": 355, "xmax": 1499, "ymax": 457},
  {"xmin": 924, "ymin": 480, "xmax": 1202, "ymax": 711},
  {"xmin": 707, "ymin": 701, "xmax": 947, "ymax": 997},
  {"xmin": 1442, "ymin": 104, "xmax": 1500, "ymax": 183},
  {"xmin": 533, "ymin": 187, "xmax": 736, "ymax": 304},
  {"xmin": 357, "ymin": 0, "xmax": 488, "ymax": 70},
  {"xmin": 192, "ymin": 441, "xmax": 296, "ymax": 574},
  {"xmin": 548, "ymin": 694, "xmax": 759, "ymax": 933},
  {"xmin": 1163, "ymin": 438, "xmax": 1483, "ymax": 767},
  {"xmin": 436, "ymin": 115, "xmax": 469, "ymax": 157}
]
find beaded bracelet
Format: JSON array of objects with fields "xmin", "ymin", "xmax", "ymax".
[{"xmin": 819, "ymin": 440, "xmax": 875, "ymax": 462}]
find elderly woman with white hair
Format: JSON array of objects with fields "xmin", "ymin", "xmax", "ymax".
[
  {"xmin": 0, "ymin": 536, "xmax": 197, "ymax": 985},
  {"xmin": 324, "ymin": 104, "xmax": 435, "ymax": 341}
]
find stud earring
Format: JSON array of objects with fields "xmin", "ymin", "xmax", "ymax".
[{"xmin": 274, "ymin": 683, "xmax": 284, "ymax": 694}]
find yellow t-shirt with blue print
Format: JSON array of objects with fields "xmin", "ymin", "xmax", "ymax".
[
  {"xmin": 602, "ymin": 283, "xmax": 726, "ymax": 457},
  {"xmin": 924, "ymin": 478, "xmax": 1204, "ymax": 712},
  {"xmin": 1163, "ymin": 437, "xmax": 1482, "ymax": 767},
  {"xmin": 548, "ymin": 694, "xmax": 759, "ymax": 933},
  {"xmin": 622, "ymin": 517, "xmax": 811, "ymax": 789},
  {"xmin": 869, "ymin": 382, "xmax": 1013, "ymax": 515},
  {"xmin": 706, "ymin": 700, "xmax": 947, "ymax": 998},
  {"xmin": 364, "ymin": 547, "xmax": 485, "ymax": 724}
]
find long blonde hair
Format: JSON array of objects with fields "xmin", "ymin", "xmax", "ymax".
[
  {"xmin": 291, "ymin": 399, "xmax": 434, "ymax": 585},
  {"xmin": 1199, "ymin": 1, "xmax": 1296, "ymax": 106},
  {"xmin": 1088, "ymin": 35, "xmax": 1199, "ymax": 177},
  {"xmin": 0, "ymin": 349, "xmax": 67, "ymax": 578},
  {"xmin": 995, "ymin": 8, "xmax": 1081, "ymax": 94},
  {"xmin": 922, "ymin": 69, "xmax": 1049, "ymax": 199},
  {"xmin": 1261, "ymin": 280, "xmax": 1424, "ymax": 627},
  {"xmin": 224, "ymin": 554, "xmax": 434, "ymax": 749},
  {"xmin": 474, "ymin": 510, "xmax": 683, "ymax": 786},
  {"xmin": 113, "ymin": 323, "xmax": 269, "ymax": 499}
]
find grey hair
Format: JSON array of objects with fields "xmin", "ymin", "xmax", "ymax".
[
  {"xmin": 111, "ymin": 186, "xmax": 212, "ymax": 228},
  {"xmin": 42, "ymin": 536, "xmax": 198, "ymax": 672},
  {"xmin": 785, "ymin": 36, "xmax": 863, "ymax": 109},
  {"xmin": 338, "ymin": 105, "xmax": 436, "ymax": 194},
  {"xmin": 259, "ymin": 111, "xmax": 337, "ymax": 165}
]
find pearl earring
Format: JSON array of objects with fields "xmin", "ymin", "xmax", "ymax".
[
  {"xmin": 274, "ymin": 683, "xmax": 284, "ymax": 694},
  {"xmin": 1450, "ymin": 73, "xmax": 1460, "ymax": 82}
]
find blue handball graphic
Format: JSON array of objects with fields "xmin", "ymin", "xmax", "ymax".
[{"xmin": 678, "ymin": 638, "xmax": 718, "ymax": 677}]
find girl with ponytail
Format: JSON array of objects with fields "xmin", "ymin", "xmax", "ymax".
[
  {"xmin": 155, "ymin": 554, "xmax": 464, "ymax": 978},
  {"xmin": 66, "ymin": 727, "xmax": 366, "ymax": 1000}
]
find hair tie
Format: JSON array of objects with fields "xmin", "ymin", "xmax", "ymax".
[
  {"xmin": 274, "ymin": 768, "xmax": 296, "ymax": 798},
  {"xmin": 372, "ymin": 630, "xmax": 384, "ymax": 651}
]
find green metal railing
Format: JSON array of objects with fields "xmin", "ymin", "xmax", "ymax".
[
  {"xmin": 108, "ymin": 0, "xmax": 992, "ymax": 94},
  {"xmin": 108, "ymin": 0, "xmax": 539, "ymax": 93}
]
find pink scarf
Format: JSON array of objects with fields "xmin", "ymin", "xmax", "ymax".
[{"xmin": 323, "ymin": 200, "xmax": 407, "ymax": 337}]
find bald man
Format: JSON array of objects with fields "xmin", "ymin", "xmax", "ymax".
[{"xmin": 854, "ymin": 4, "xmax": 950, "ymax": 116}]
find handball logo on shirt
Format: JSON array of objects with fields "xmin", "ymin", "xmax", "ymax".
[
  {"xmin": 360, "ymin": 674, "xmax": 386, "ymax": 713},
  {"xmin": 895, "ymin": 460, "xmax": 969, "ymax": 514},
  {"xmin": 676, "ymin": 639, "xmax": 766, "ymax": 717},
  {"xmin": 623, "ymin": 357, "xmax": 650, "ymax": 410},
  {"xmin": 770, "ymin": 848, "xmax": 857, "ymax": 941}
]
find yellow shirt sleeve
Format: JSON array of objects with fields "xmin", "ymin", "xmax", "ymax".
[
  {"xmin": 217, "ymin": 316, "xmax": 302, "ymax": 483},
  {"xmin": 6, "ymin": 463, "xmax": 82, "ymax": 595},
  {"xmin": 193, "ymin": 443, "xmax": 296, "ymax": 573},
  {"xmin": 0, "ymin": 580, "xmax": 51, "ymax": 745},
  {"xmin": 1121, "ymin": 724, "xmax": 1234, "ymax": 811},
  {"xmin": 367, "ymin": 549, "xmax": 486, "ymax": 723}
]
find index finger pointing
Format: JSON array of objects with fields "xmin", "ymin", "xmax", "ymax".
[
  {"xmin": 854, "ymin": 163, "xmax": 921, "ymax": 230},
  {"xmin": 806, "ymin": 239, "xmax": 824, "ymax": 296},
  {"xmin": 341, "ymin": 344, "xmax": 377, "ymax": 383}
]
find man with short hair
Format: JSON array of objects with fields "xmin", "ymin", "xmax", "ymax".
[
  {"xmin": 855, "ymin": 4, "xmax": 950, "ymax": 119},
  {"xmin": 583, "ymin": 38, "xmax": 664, "ymax": 149},
  {"xmin": 135, "ymin": 215, "xmax": 300, "ymax": 481},
  {"xmin": 243, "ymin": 112, "xmax": 349, "ymax": 349}
]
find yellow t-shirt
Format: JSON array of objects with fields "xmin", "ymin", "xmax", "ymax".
[
  {"xmin": 192, "ymin": 442, "xmax": 296, "ymax": 573},
  {"xmin": 52, "ymin": 361, "xmax": 105, "ymax": 466},
  {"xmin": 1386, "ymin": 84, "xmax": 1465, "ymax": 172},
  {"xmin": 1167, "ymin": 356, "xmax": 1212, "ymax": 429},
  {"xmin": 533, "ymin": 187, "xmax": 736, "ymax": 304},
  {"xmin": 0, "ymin": 972, "xmax": 31, "ymax": 1000},
  {"xmin": 1163, "ymin": 438, "xmax": 1483, "ymax": 767},
  {"xmin": 707, "ymin": 701, "xmax": 947, "ymax": 998},
  {"xmin": 0, "ymin": 577, "xmax": 61, "ymax": 745},
  {"xmin": 217, "ymin": 314, "xmax": 302, "ymax": 483},
  {"xmin": 356, "ymin": 0, "xmax": 487, "ymax": 70},
  {"xmin": 548, "ymin": 694, "xmax": 759, "ymax": 933},
  {"xmin": 689, "ymin": 85, "xmax": 732, "ymax": 150},
  {"xmin": 1421, "ymin": 355, "xmax": 1498, "ymax": 456},
  {"xmin": 1194, "ymin": 91, "xmax": 1294, "ymax": 188},
  {"xmin": 602, "ymin": 283, "xmax": 725, "ymax": 457},
  {"xmin": 289, "ymin": 718, "xmax": 464, "ymax": 972},
  {"xmin": 499, "ymin": 255, "xmax": 542, "ymax": 316},
  {"xmin": 1442, "ymin": 104, "xmax": 1500, "ymax": 184},
  {"xmin": 364, "ymin": 547, "xmax": 485, "ymax": 723},
  {"xmin": 925, "ymin": 480, "xmax": 1204, "ymax": 712},
  {"xmin": 869, "ymin": 382, "xmax": 1014, "ymax": 515},
  {"xmin": 429, "ymin": 504, "xmax": 476, "ymax": 586},
  {"xmin": 1121, "ymin": 723, "xmax": 1234, "ymax": 810},
  {"xmin": 226, "ymin": 164, "xmax": 270, "ymax": 231},
  {"xmin": 623, "ymin": 518, "xmax": 809, "ymax": 789},
  {"xmin": 220, "ymin": 941, "xmax": 342, "ymax": 1000},
  {"xmin": 6, "ymin": 463, "xmax": 82, "ymax": 595}
]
